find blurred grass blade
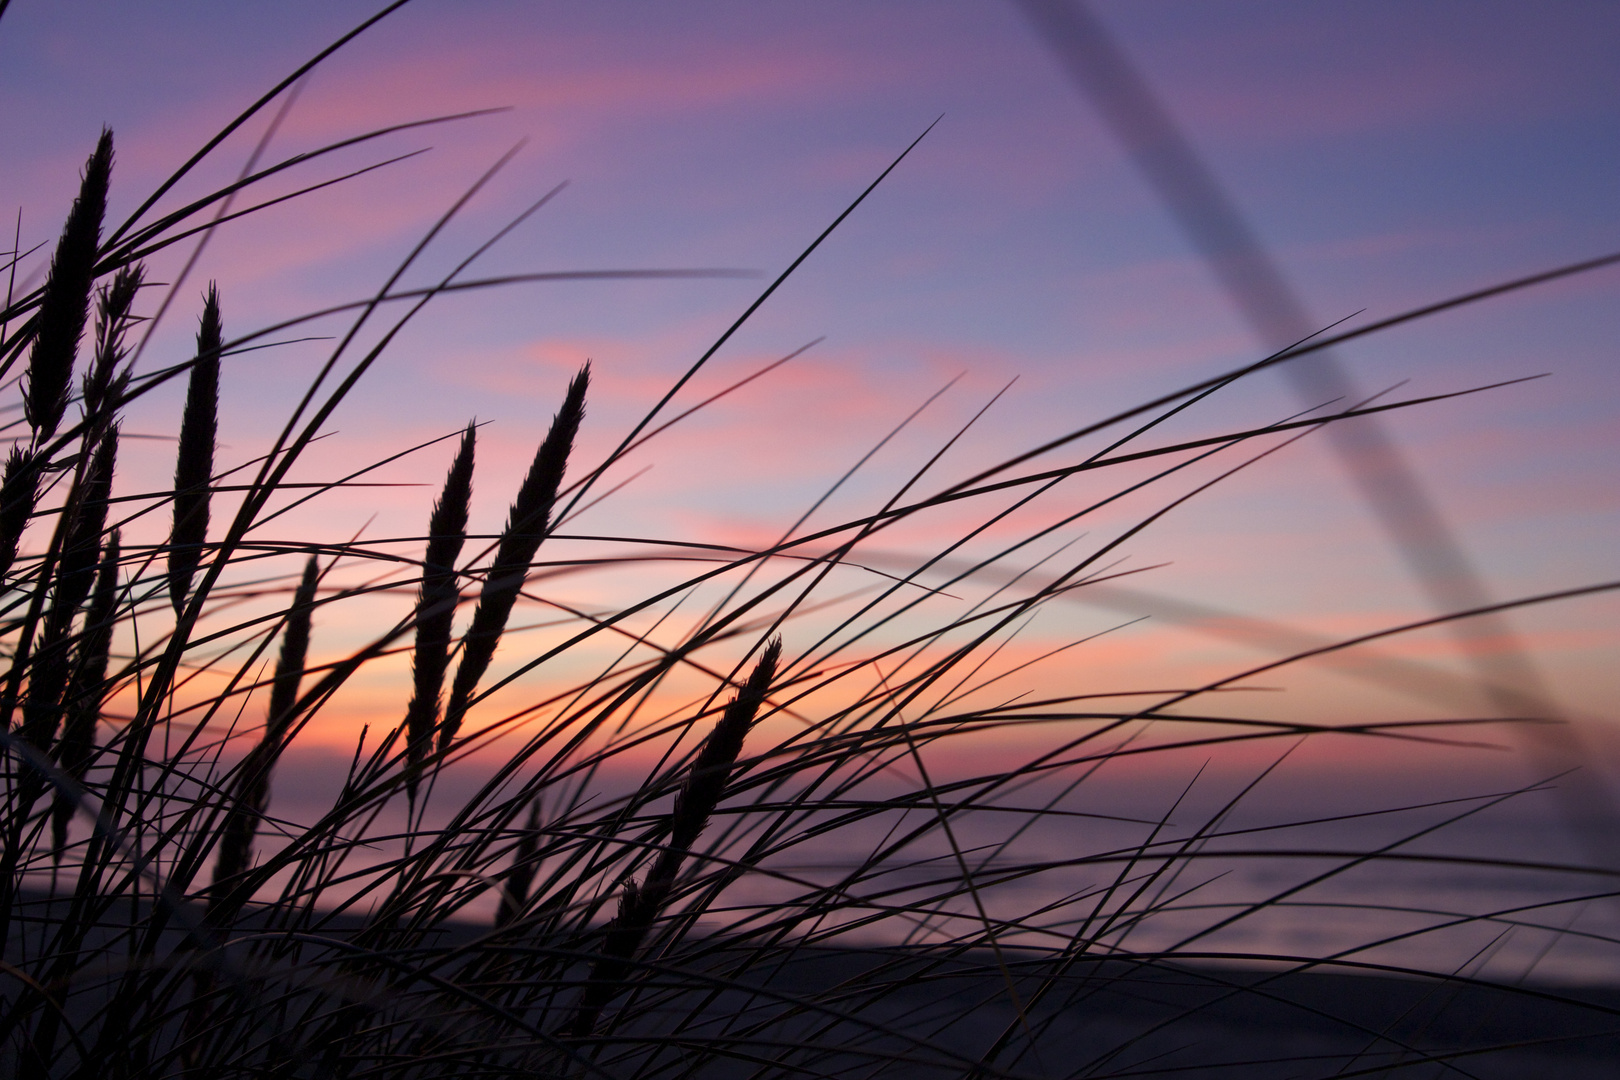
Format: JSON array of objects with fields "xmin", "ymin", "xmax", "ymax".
[{"xmin": 1015, "ymin": 0, "xmax": 1620, "ymax": 865}]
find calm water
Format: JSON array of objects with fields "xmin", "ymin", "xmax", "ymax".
[{"xmin": 218, "ymin": 742, "xmax": 1620, "ymax": 987}]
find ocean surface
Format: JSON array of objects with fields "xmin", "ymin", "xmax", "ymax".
[{"xmin": 224, "ymin": 740, "xmax": 1620, "ymax": 988}]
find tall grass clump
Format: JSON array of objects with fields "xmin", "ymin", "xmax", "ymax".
[{"xmin": 3, "ymin": 8, "xmax": 1619, "ymax": 1079}]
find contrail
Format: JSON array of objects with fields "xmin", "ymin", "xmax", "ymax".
[{"xmin": 1013, "ymin": 0, "xmax": 1619, "ymax": 864}]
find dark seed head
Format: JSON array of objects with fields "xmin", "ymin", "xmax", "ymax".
[
  {"xmin": 440, "ymin": 365, "xmax": 588, "ymax": 751},
  {"xmin": 405, "ymin": 422, "xmax": 476, "ymax": 799},
  {"xmin": 169, "ymin": 285, "xmax": 222, "ymax": 613},
  {"xmin": 83, "ymin": 263, "xmax": 144, "ymax": 424},
  {"xmin": 24, "ymin": 129, "xmax": 113, "ymax": 446}
]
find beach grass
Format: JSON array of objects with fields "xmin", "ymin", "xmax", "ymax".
[{"xmin": 2, "ymin": 6, "xmax": 1619, "ymax": 1078}]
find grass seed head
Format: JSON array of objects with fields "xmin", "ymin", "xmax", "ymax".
[
  {"xmin": 495, "ymin": 799, "xmax": 543, "ymax": 927},
  {"xmin": 56, "ymin": 425, "xmax": 119, "ymax": 617},
  {"xmin": 440, "ymin": 364, "xmax": 588, "ymax": 750},
  {"xmin": 565, "ymin": 638, "xmax": 781, "ymax": 1038},
  {"xmin": 209, "ymin": 555, "xmax": 320, "ymax": 917},
  {"xmin": 169, "ymin": 284, "xmax": 222, "ymax": 614},
  {"xmin": 0, "ymin": 447, "xmax": 41, "ymax": 583},
  {"xmin": 83, "ymin": 263, "xmax": 144, "ymax": 424},
  {"xmin": 52, "ymin": 527, "xmax": 121, "ymax": 859},
  {"xmin": 23, "ymin": 129, "xmax": 112, "ymax": 446},
  {"xmin": 267, "ymin": 555, "xmax": 319, "ymax": 745},
  {"xmin": 19, "ymin": 426, "xmax": 121, "ymax": 756},
  {"xmin": 405, "ymin": 422, "xmax": 476, "ymax": 798}
]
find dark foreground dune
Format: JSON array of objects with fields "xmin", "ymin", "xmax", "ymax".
[
  {"xmin": 8, "ymin": 891, "xmax": 1619, "ymax": 1077},
  {"xmin": 723, "ymin": 949, "xmax": 1620, "ymax": 1079}
]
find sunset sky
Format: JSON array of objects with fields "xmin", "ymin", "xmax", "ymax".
[{"xmin": 2, "ymin": 1, "xmax": 1616, "ymax": 782}]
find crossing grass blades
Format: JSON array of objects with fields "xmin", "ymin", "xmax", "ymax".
[{"xmin": 4, "ymin": 6, "xmax": 1620, "ymax": 1078}]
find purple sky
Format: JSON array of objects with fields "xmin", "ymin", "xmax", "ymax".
[{"xmin": 3, "ymin": 1, "xmax": 1617, "ymax": 770}]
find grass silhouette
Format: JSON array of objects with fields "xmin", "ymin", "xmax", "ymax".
[{"xmin": 2, "ymin": 5, "xmax": 1619, "ymax": 1077}]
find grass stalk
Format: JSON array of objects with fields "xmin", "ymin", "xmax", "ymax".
[
  {"xmin": 495, "ymin": 798, "xmax": 543, "ymax": 928},
  {"xmin": 207, "ymin": 555, "xmax": 319, "ymax": 920},
  {"xmin": 405, "ymin": 422, "xmax": 475, "ymax": 800},
  {"xmin": 20, "ymin": 130, "xmax": 111, "ymax": 446},
  {"xmin": 168, "ymin": 285, "xmax": 221, "ymax": 614},
  {"xmin": 440, "ymin": 365, "xmax": 588, "ymax": 750},
  {"xmin": 16, "ymin": 424, "xmax": 119, "ymax": 801},
  {"xmin": 50, "ymin": 528, "xmax": 120, "ymax": 860},
  {"xmin": 82, "ymin": 265, "xmax": 141, "ymax": 429},
  {"xmin": 565, "ymin": 638, "xmax": 781, "ymax": 1039},
  {"xmin": 0, "ymin": 447, "xmax": 41, "ymax": 585}
]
